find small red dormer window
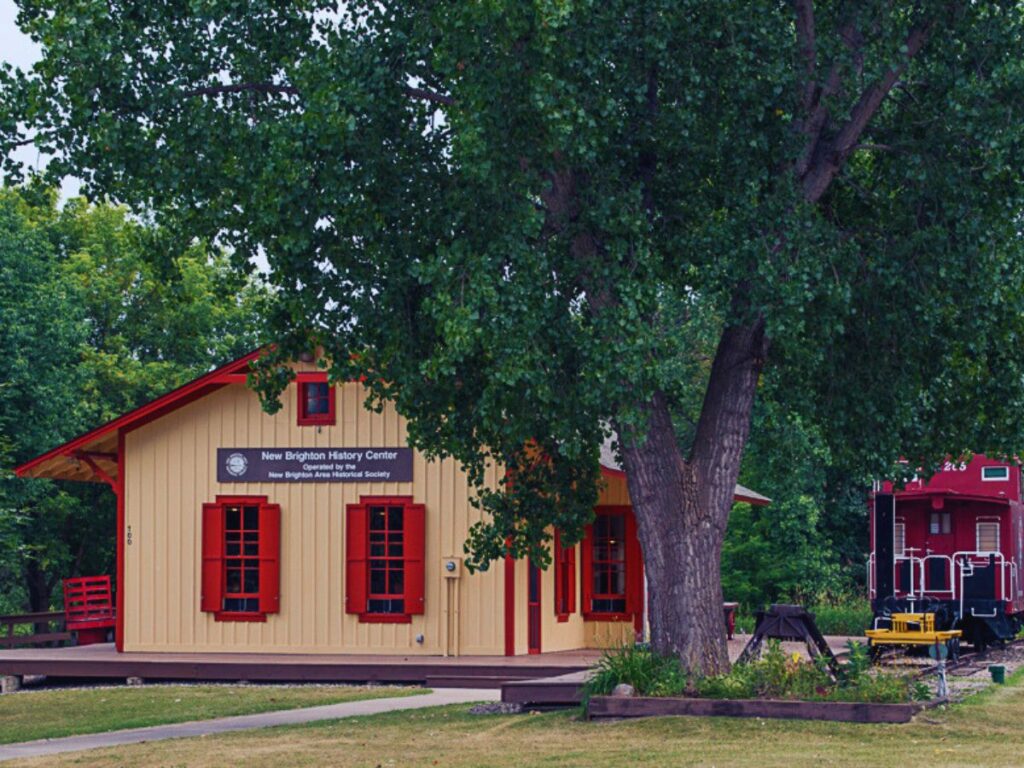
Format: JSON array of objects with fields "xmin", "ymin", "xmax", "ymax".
[{"xmin": 297, "ymin": 374, "xmax": 335, "ymax": 426}]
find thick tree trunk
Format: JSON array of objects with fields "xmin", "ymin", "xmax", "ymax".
[
  {"xmin": 618, "ymin": 319, "xmax": 767, "ymax": 674},
  {"xmin": 25, "ymin": 559, "xmax": 54, "ymax": 636}
]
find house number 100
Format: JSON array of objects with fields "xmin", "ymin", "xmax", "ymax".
[{"xmin": 127, "ymin": 526, "xmax": 133, "ymax": 546}]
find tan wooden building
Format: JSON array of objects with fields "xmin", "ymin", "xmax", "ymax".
[{"xmin": 15, "ymin": 350, "xmax": 768, "ymax": 657}]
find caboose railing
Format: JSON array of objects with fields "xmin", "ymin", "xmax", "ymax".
[{"xmin": 868, "ymin": 550, "xmax": 1019, "ymax": 616}]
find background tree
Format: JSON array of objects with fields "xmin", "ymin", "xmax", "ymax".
[
  {"xmin": 5, "ymin": 1, "xmax": 1024, "ymax": 673},
  {"xmin": 0, "ymin": 185, "xmax": 267, "ymax": 614}
]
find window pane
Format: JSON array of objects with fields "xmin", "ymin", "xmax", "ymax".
[
  {"xmin": 367, "ymin": 598, "xmax": 404, "ymax": 614},
  {"xmin": 388, "ymin": 506, "xmax": 404, "ymax": 530},
  {"xmin": 304, "ymin": 382, "xmax": 329, "ymax": 414},
  {"xmin": 370, "ymin": 507, "xmax": 386, "ymax": 531},
  {"xmin": 370, "ymin": 567, "xmax": 387, "ymax": 594},
  {"xmin": 977, "ymin": 523, "xmax": 1000, "ymax": 551},
  {"xmin": 226, "ymin": 507, "xmax": 241, "ymax": 530},
  {"xmin": 388, "ymin": 568, "xmax": 404, "ymax": 595},
  {"xmin": 243, "ymin": 569, "xmax": 259, "ymax": 593},
  {"xmin": 244, "ymin": 506, "xmax": 259, "ymax": 530}
]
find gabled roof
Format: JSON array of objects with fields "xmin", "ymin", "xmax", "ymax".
[
  {"xmin": 599, "ymin": 435, "xmax": 771, "ymax": 507},
  {"xmin": 16, "ymin": 349, "xmax": 769, "ymax": 508},
  {"xmin": 13, "ymin": 348, "xmax": 265, "ymax": 484}
]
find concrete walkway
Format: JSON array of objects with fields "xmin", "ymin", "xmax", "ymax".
[{"xmin": 0, "ymin": 687, "xmax": 499, "ymax": 762}]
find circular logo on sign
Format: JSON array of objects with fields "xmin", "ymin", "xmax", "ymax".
[{"xmin": 225, "ymin": 452, "xmax": 249, "ymax": 477}]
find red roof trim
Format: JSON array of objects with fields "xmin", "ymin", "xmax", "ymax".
[{"xmin": 14, "ymin": 348, "xmax": 266, "ymax": 478}]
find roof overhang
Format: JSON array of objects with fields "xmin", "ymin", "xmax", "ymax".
[
  {"xmin": 13, "ymin": 348, "xmax": 265, "ymax": 485},
  {"xmin": 893, "ymin": 489, "xmax": 1011, "ymax": 509}
]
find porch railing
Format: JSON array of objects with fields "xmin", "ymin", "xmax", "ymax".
[{"xmin": 0, "ymin": 611, "xmax": 71, "ymax": 649}]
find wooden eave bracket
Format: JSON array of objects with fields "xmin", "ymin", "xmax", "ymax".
[{"xmin": 71, "ymin": 451, "xmax": 118, "ymax": 490}]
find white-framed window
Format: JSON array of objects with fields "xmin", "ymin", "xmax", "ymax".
[
  {"xmin": 976, "ymin": 521, "xmax": 1000, "ymax": 552},
  {"xmin": 894, "ymin": 520, "xmax": 906, "ymax": 556},
  {"xmin": 982, "ymin": 465, "xmax": 1010, "ymax": 482}
]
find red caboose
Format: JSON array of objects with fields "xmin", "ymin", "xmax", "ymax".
[{"xmin": 869, "ymin": 455, "xmax": 1024, "ymax": 648}]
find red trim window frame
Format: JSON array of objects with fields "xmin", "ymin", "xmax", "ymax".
[
  {"xmin": 581, "ymin": 506, "xmax": 643, "ymax": 622},
  {"xmin": 296, "ymin": 372, "xmax": 336, "ymax": 426},
  {"xmin": 553, "ymin": 530, "xmax": 577, "ymax": 622},
  {"xmin": 346, "ymin": 496, "xmax": 425, "ymax": 623},
  {"xmin": 201, "ymin": 495, "xmax": 281, "ymax": 622}
]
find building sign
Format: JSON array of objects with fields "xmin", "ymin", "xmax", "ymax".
[{"xmin": 217, "ymin": 448, "xmax": 413, "ymax": 483}]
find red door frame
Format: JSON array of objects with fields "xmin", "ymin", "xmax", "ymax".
[{"xmin": 527, "ymin": 559, "xmax": 542, "ymax": 654}]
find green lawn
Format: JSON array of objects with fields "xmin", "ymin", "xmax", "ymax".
[
  {"xmin": 0, "ymin": 683, "xmax": 424, "ymax": 745},
  {"xmin": 8, "ymin": 669, "xmax": 1023, "ymax": 767}
]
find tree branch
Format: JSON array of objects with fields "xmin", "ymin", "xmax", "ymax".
[
  {"xmin": 183, "ymin": 82, "xmax": 300, "ymax": 98},
  {"xmin": 800, "ymin": 15, "xmax": 939, "ymax": 204},
  {"xmin": 403, "ymin": 85, "xmax": 455, "ymax": 106},
  {"xmin": 182, "ymin": 81, "xmax": 454, "ymax": 107},
  {"xmin": 793, "ymin": 0, "xmax": 817, "ymax": 111}
]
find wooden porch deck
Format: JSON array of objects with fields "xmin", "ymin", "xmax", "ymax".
[{"xmin": 0, "ymin": 644, "xmax": 599, "ymax": 688}]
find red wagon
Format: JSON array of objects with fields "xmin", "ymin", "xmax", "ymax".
[{"xmin": 63, "ymin": 575, "xmax": 116, "ymax": 645}]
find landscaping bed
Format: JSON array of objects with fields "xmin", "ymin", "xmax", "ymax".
[{"xmin": 580, "ymin": 641, "xmax": 935, "ymax": 723}]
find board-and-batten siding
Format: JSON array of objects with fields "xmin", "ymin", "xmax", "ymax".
[{"xmin": 122, "ymin": 378, "xmax": 506, "ymax": 655}]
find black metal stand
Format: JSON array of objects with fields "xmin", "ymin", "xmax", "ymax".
[{"xmin": 736, "ymin": 604, "xmax": 839, "ymax": 675}]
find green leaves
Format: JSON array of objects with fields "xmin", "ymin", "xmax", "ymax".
[
  {"xmin": 0, "ymin": 186, "xmax": 268, "ymax": 611},
  {"xmin": 6, "ymin": 0, "xmax": 1024, "ymax": 576}
]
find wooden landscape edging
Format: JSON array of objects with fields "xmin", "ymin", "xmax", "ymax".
[{"xmin": 588, "ymin": 695, "xmax": 936, "ymax": 724}]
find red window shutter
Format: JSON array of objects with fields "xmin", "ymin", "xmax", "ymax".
[
  {"xmin": 554, "ymin": 531, "xmax": 565, "ymax": 615},
  {"xmin": 567, "ymin": 541, "xmax": 577, "ymax": 614},
  {"xmin": 580, "ymin": 523, "xmax": 594, "ymax": 616},
  {"xmin": 404, "ymin": 503, "xmax": 426, "ymax": 615},
  {"xmin": 625, "ymin": 513, "xmax": 644, "ymax": 616},
  {"xmin": 201, "ymin": 503, "xmax": 224, "ymax": 613},
  {"xmin": 258, "ymin": 503, "xmax": 281, "ymax": 615},
  {"xmin": 345, "ymin": 503, "xmax": 368, "ymax": 614}
]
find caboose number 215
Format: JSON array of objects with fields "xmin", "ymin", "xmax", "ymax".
[{"xmin": 869, "ymin": 455, "xmax": 1024, "ymax": 649}]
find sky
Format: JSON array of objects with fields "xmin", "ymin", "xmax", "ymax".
[
  {"xmin": 2, "ymin": 0, "xmax": 82, "ymax": 198},
  {"xmin": 0, "ymin": 1, "xmax": 273, "ymax": 272}
]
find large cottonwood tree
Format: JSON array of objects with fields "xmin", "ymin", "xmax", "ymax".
[{"xmin": 5, "ymin": 1, "xmax": 1024, "ymax": 672}]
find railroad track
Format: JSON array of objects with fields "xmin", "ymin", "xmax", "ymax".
[{"xmin": 901, "ymin": 637, "xmax": 1024, "ymax": 680}]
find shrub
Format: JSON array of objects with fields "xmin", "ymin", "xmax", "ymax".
[
  {"xmin": 581, "ymin": 645, "xmax": 688, "ymax": 704},
  {"xmin": 583, "ymin": 641, "xmax": 929, "ymax": 706},
  {"xmin": 808, "ymin": 599, "xmax": 874, "ymax": 636}
]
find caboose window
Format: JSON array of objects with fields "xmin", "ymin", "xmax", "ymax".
[
  {"xmin": 929, "ymin": 511, "xmax": 951, "ymax": 535},
  {"xmin": 976, "ymin": 521, "xmax": 1000, "ymax": 552},
  {"xmin": 982, "ymin": 466, "xmax": 1009, "ymax": 481},
  {"xmin": 894, "ymin": 521, "xmax": 906, "ymax": 556}
]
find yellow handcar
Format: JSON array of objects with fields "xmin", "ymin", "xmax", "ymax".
[{"xmin": 866, "ymin": 613, "xmax": 962, "ymax": 658}]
